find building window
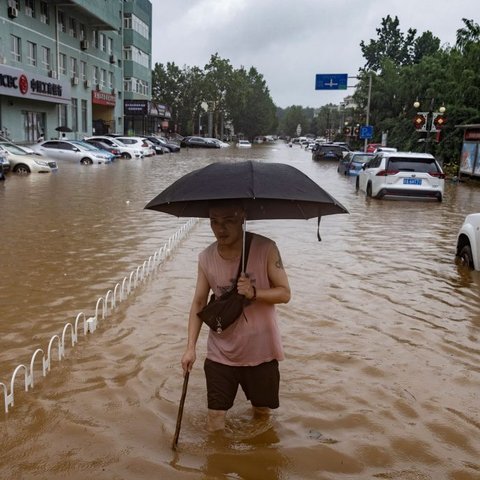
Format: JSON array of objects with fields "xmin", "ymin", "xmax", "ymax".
[
  {"xmin": 124, "ymin": 77, "xmax": 132, "ymax": 92},
  {"xmin": 124, "ymin": 46, "xmax": 149, "ymax": 68},
  {"xmin": 41, "ymin": 46, "xmax": 51, "ymax": 70},
  {"xmin": 59, "ymin": 53, "xmax": 67, "ymax": 75},
  {"xmin": 70, "ymin": 57, "xmax": 78, "ymax": 78},
  {"xmin": 123, "ymin": 13, "xmax": 149, "ymax": 39},
  {"xmin": 108, "ymin": 71, "xmax": 114, "ymax": 89},
  {"xmin": 25, "ymin": 0, "xmax": 35, "ymax": 17},
  {"xmin": 80, "ymin": 61, "xmax": 87, "ymax": 81},
  {"xmin": 27, "ymin": 41, "xmax": 37, "ymax": 66},
  {"xmin": 58, "ymin": 10, "xmax": 66, "ymax": 33},
  {"xmin": 40, "ymin": 1, "xmax": 49, "ymax": 24},
  {"xmin": 58, "ymin": 104, "xmax": 68, "ymax": 129},
  {"xmin": 10, "ymin": 35, "xmax": 21, "ymax": 62},
  {"xmin": 99, "ymin": 33, "xmax": 106, "ymax": 52},
  {"xmin": 92, "ymin": 30, "xmax": 99, "ymax": 49},
  {"xmin": 81, "ymin": 99, "xmax": 87, "ymax": 132},
  {"xmin": 79, "ymin": 23, "xmax": 86, "ymax": 41},
  {"xmin": 93, "ymin": 66, "xmax": 99, "ymax": 85},
  {"xmin": 107, "ymin": 37, "xmax": 113, "ymax": 55},
  {"xmin": 71, "ymin": 98, "xmax": 78, "ymax": 132},
  {"xmin": 100, "ymin": 69, "xmax": 106, "ymax": 87},
  {"xmin": 69, "ymin": 17, "xmax": 77, "ymax": 38}
]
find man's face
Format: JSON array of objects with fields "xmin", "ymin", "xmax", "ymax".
[{"xmin": 209, "ymin": 206, "xmax": 244, "ymax": 248}]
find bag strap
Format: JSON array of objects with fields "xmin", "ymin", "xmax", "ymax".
[{"xmin": 235, "ymin": 232, "xmax": 253, "ymax": 279}]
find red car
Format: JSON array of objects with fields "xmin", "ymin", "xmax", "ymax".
[{"xmin": 366, "ymin": 143, "xmax": 382, "ymax": 153}]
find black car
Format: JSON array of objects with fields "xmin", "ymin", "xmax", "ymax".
[
  {"xmin": 0, "ymin": 154, "xmax": 10, "ymax": 180},
  {"xmin": 146, "ymin": 136, "xmax": 180, "ymax": 153},
  {"xmin": 312, "ymin": 143, "xmax": 350, "ymax": 161},
  {"xmin": 180, "ymin": 136, "xmax": 221, "ymax": 148}
]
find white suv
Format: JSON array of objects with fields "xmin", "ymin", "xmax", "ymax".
[
  {"xmin": 356, "ymin": 151, "xmax": 445, "ymax": 201},
  {"xmin": 85, "ymin": 136, "xmax": 142, "ymax": 159},
  {"xmin": 456, "ymin": 213, "xmax": 480, "ymax": 270}
]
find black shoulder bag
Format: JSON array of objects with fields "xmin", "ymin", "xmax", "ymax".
[{"xmin": 198, "ymin": 233, "xmax": 253, "ymax": 334}]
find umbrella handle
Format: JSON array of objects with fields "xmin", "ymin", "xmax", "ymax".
[{"xmin": 172, "ymin": 371, "xmax": 190, "ymax": 450}]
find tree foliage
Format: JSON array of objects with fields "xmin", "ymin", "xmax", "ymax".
[{"xmin": 151, "ymin": 54, "xmax": 276, "ymax": 139}]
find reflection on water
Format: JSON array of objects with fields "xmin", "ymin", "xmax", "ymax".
[{"xmin": 1, "ymin": 144, "xmax": 480, "ymax": 479}]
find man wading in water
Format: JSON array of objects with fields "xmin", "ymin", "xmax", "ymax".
[{"xmin": 181, "ymin": 200, "xmax": 291, "ymax": 431}]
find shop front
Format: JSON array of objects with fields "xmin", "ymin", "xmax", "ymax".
[
  {"xmin": 458, "ymin": 124, "xmax": 480, "ymax": 178},
  {"xmin": 0, "ymin": 64, "xmax": 70, "ymax": 143},
  {"xmin": 123, "ymin": 100, "xmax": 171, "ymax": 136},
  {"xmin": 92, "ymin": 90, "xmax": 117, "ymax": 135}
]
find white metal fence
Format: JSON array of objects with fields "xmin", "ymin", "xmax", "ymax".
[{"xmin": 0, "ymin": 218, "xmax": 198, "ymax": 414}]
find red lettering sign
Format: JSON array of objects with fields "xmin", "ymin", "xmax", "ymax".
[{"xmin": 92, "ymin": 90, "xmax": 116, "ymax": 106}]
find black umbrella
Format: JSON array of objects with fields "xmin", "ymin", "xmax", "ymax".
[
  {"xmin": 145, "ymin": 160, "xmax": 348, "ymax": 241},
  {"xmin": 55, "ymin": 126, "xmax": 73, "ymax": 132}
]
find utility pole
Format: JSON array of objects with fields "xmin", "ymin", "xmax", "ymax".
[{"xmin": 363, "ymin": 72, "xmax": 372, "ymax": 153}]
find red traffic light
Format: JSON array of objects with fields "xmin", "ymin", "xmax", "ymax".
[
  {"xmin": 433, "ymin": 115, "xmax": 446, "ymax": 129},
  {"xmin": 353, "ymin": 127, "xmax": 360, "ymax": 136},
  {"xmin": 343, "ymin": 127, "xmax": 351, "ymax": 135},
  {"xmin": 413, "ymin": 114, "xmax": 427, "ymax": 130}
]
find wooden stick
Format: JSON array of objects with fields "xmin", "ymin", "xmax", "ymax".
[{"xmin": 172, "ymin": 371, "xmax": 190, "ymax": 450}]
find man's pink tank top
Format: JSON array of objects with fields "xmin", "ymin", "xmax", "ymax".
[{"xmin": 199, "ymin": 233, "xmax": 285, "ymax": 366}]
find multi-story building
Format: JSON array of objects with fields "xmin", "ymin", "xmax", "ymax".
[{"xmin": 0, "ymin": 0, "xmax": 157, "ymax": 143}]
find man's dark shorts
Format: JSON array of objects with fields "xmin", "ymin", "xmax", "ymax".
[{"xmin": 204, "ymin": 358, "xmax": 280, "ymax": 411}]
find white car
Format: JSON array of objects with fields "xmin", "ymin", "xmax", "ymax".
[
  {"xmin": 456, "ymin": 213, "xmax": 480, "ymax": 270},
  {"xmin": 0, "ymin": 141, "xmax": 58, "ymax": 174},
  {"xmin": 31, "ymin": 140, "xmax": 113, "ymax": 165},
  {"xmin": 85, "ymin": 136, "xmax": 143, "ymax": 159},
  {"xmin": 356, "ymin": 151, "xmax": 445, "ymax": 201},
  {"xmin": 236, "ymin": 139, "xmax": 252, "ymax": 148},
  {"xmin": 115, "ymin": 136, "xmax": 155, "ymax": 157}
]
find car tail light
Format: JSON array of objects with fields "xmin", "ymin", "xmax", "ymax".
[
  {"xmin": 142, "ymin": 141, "xmax": 148, "ymax": 147},
  {"xmin": 429, "ymin": 172, "xmax": 446, "ymax": 179},
  {"xmin": 376, "ymin": 169, "xmax": 399, "ymax": 176},
  {"xmin": 112, "ymin": 149, "xmax": 120, "ymax": 155}
]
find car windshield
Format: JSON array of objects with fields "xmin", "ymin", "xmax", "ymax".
[
  {"xmin": 0, "ymin": 142, "xmax": 30, "ymax": 155},
  {"xmin": 387, "ymin": 157, "xmax": 440, "ymax": 173},
  {"xmin": 351, "ymin": 154, "xmax": 373, "ymax": 163},
  {"xmin": 70, "ymin": 141, "xmax": 98, "ymax": 151}
]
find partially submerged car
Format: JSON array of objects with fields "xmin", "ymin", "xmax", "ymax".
[
  {"xmin": 0, "ymin": 141, "xmax": 57, "ymax": 174},
  {"xmin": 456, "ymin": 213, "xmax": 480, "ymax": 270}
]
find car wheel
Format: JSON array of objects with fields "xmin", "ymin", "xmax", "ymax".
[
  {"xmin": 437, "ymin": 193, "xmax": 443, "ymax": 202},
  {"xmin": 122, "ymin": 152, "xmax": 132, "ymax": 159},
  {"xmin": 355, "ymin": 177, "xmax": 360, "ymax": 191},
  {"xmin": 81, "ymin": 158, "xmax": 93, "ymax": 165},
  {"xmin": 458, "ymin": 244, "xmax": 474, "ymax": 269},
  {"xmin": 14, "ymin": 164, "xmax": 31, "ymax": 175},
  {"xmin": 366, "ymin": 183, "xmax": 372, "ymax": 197}
]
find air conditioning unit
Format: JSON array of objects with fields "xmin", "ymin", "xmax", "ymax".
[
  {"xmin": 96, "ymin": 84, "xmax": 101, "ymax": 91},
  {"xmin": 71, "ymin": 77, "xmax": 79, "ymax": 86},
  {"xmin": 48, "ymin": 70, "xmax": 58, "ymax": 79},
  {"xmin": 111, "ymin": 88, "xmax": 116, "ymax": 94},
  {"xmin": 8, "ymin": 6, "xmax": 18, "ymax": 18},
  {"xmin": 25, "ymin": 6, "xmax": 33, "ymax": 16},
  {"xmin": 84, "ymin": 79, "xmax": 91, "ymax": 88},
  {"xmin": 109, "ymin": 54, "xmax": 116, "ymax": 64},
  {"xmin": 40, "ymin": 14, "xmax": 47, "ymax": 23},
  {"xmin": 80, "ymin": 40, "xmax": 89, "ymax": 50}
]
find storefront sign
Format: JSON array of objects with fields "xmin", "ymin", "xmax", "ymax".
[
  {"xmin": 0, "ymin": 65, "xmax": 70, "ymax": 104},
  {"xmin": 92, "ymin": 90, "xmax": 116, "ymax": 106},
  {"xmin": 124, "ymin": 100, "xmax": 148, "ymax": 115},
  {"xmin": 465, "ymin": 129, "xmax": 480, "ymax": 141}
]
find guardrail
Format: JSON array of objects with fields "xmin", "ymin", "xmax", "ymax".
[{"xmin": 0, "ymin": 218, "xmax": 198, "ymax": 414}]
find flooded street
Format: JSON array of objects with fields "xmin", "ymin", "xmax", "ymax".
[{"xmin": 1, "ymin": 143, "xmax": 479, "ymax": 479}]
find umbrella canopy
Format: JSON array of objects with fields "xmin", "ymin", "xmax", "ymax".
[
  {"xmin": 55, "ymin": 126, "xmax": 73, "ymax": 132},
  {"xmin": 144, "ymin": 160, "xmax": 348, "ymax": 221}
]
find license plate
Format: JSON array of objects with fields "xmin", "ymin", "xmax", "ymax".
[{"xmin": 403, "ymin": 178, "xmax": 422, "ymax": 185}]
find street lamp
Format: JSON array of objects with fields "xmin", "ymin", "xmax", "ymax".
[{"xmin": 413, "ymin": 98, "xmax": 446, "ymax": 152}]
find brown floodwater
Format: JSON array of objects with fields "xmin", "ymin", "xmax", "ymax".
[{"xmin": 0, "ymin": 144, "xmax": 479, "ymax": 480}]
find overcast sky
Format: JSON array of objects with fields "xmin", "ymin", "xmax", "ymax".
[{"xmin": 151, "ymin": 0, "xmax": 478, "ymax": 109}]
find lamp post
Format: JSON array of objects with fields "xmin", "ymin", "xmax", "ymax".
[{"xmin": 413, "ymin": 99, "xmax": 446, "ymax": 153}]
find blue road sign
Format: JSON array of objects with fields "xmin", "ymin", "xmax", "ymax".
[
  {"xmin": 315, "ymin": 74, "xmax": 348, "ymax": 90},
  {"xmin": 359, "ymin": 125, "xmax": 373, "ymax": 139}
]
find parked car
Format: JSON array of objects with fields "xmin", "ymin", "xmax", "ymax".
[
  {"xmin": 366, "ymin": 143, "xmax": 382, "ymax": 153},
  {"xmin": 180, "ymin": 136, "xmax": 220, "ymax": 148},
  {"xmin": 338, "ymin": 152, "xmax": 374, "ymax": 176},
  {"xmin": 456, "ymin": 213, "xmax": 480, "ymax": 270},
  {"xmin": 0, "ymin": 141, "xmax": 58, "ymax": 174},
  {"xmin": 312, "ymin": 143, "xmax": 350, "ymax": 161},
  {"xmin": 206, "ymin": 138, "xmax": 230, "ymax": 148},
  {"xmin": 144, "ymin": 138, "xmax": 166, "ymax": 155},
  {"xmin": 85, "ymin": 136, "xmax": 142, "ymax": 159},
  {"xmin": 145, "ymin": 136, "xmax": 180, "ymax": 153},
  {"xmin": 115, "ymin": 136, "xmax": 155, "ymax": 156},
  {"xmin": 356, "ymin": 151, "xmax": 445, "ymax": 201},
  {"xmin": 83, "ymin": 138, "xmax": 122, "ymax": 159},
  {"xmin": 236, "ymin": 139, "xmax": 252, "ymax": 148},
  {"xmin": 31, "ymin": 140, "xmax": 113, "ymax": 164}
]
